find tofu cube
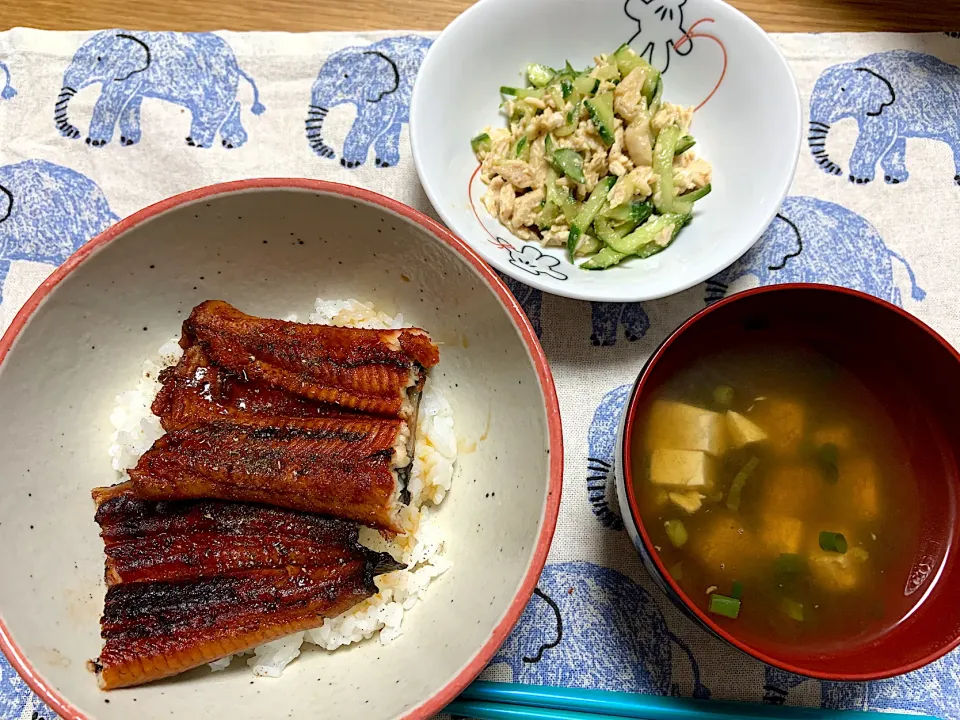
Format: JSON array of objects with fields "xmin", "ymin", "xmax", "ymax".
[
  {"xmin": 752, "ymin": 399, "xmax": 805, "ymax": 455},
  {"xmin": 691, "ymin": 515, "xmax": 753, "ymax": 577},
  {"xmin": 760, "ymin": 465, "xmax": 821, "ymax": 517},
  {"xmin": 650, "ymin": 449, "xmax": 716, "ymax": 489},
  {"xmin": 647, "ymin": 401, "xmax": 727, "ymax": 456},
  {"xmin": 809, "ymin": 546, "xmax": 868, "ymax": 592},
  {"xmin": 758, "ymin": 515, "xmax": 804, "ymax": 555},
  {"xmin": 668, "ymin": 490, "xmax": 705, "ymax": 514},
  {"xmin": 726, "ymin": 411, "xmax": 768, "ymax": 448},
  {"xmin": 812, "ymin": 426, "xmax": 853, "ymax": 451},
  {"xmin": 840, "ymin": 457, "xmax": 880, "ymax": 521}
]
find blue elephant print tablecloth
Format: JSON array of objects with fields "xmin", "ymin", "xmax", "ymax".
[{"xmin": 2, "ymin": 25, "xmax": 960, "ymax": 720}]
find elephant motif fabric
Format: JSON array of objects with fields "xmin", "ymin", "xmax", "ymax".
[
  {"xmin": 2, "ymin": 26, "xmax": 960, "ymax": 720},
  {"xmin": 0, "ymin": 59, "xmax": 15, "ymax": 100},
  {"xmin": 0, "ymin": 655, "xmax": 54, "ymax": 720},
  {"xmin": 55, "ymin": 31, "xmax": 265, "ymax": 149},
  {"xmin": 706, "ymin": 196, "xmax": 925, "ymax": 307},
  {"xmin": 0, "ymin": 160, "xmax": 117, "ymax": 304},
  {"xmin": 486, "ymin": 562, "xmax": 708, "ymax": 698},
  {"xmin": 306, "ymin": 35, "xmax": 432, "ymax": 168},
  {"xmin": 586, "ymin": 385, "xmax": 632, "ymax": 531},
  {"xmin": 809, "ymin": 50, "xmax": 960, "ymax": 186}
]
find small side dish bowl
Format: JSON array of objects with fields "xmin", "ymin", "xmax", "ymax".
[
  {"xmin": 615, "ymin": 284, "xmax": 960, "ymax": 680},
  {"xmin": 411, "ymin": 0, "xmax": 801, "ymax": 302},
  {"xmin": 0, "ymin": 180, "xmax": 562, "ymax": 720}
]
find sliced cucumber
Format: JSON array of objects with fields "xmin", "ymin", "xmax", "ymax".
[
  {"xmin": 575, "ymin": 235, "xmax": 603, "ymax": 257},
  {"xmin": 678, "ymin": 183, "xmax": 712, "ymax": 203},
  {"xmin": 648, "ymin": 75, "xmax": 664, "ymax": 114},
  {"xmin": 675, "ymin": 135, "xmax": 696, "ymax": 155},
  {"xmin": 551, "ymin": 148, "xmax": 586, "ymax": 184},
  {"xmin": 593, "ymin": 217, "xmax": 630, "ymax": 246},
  {"xmin": 593, "ymin": 61, "xmax": 621, "ymax": 82},
  {"xmin": 547, "ymin": 85, "xmax": 565, "ymax": 110},
  {"xmin": 602, "ymin": 198, "xmax": 653, "ymax": 225},
  {"xmin": 585, "ymin": 91, "xmax": 616, "ymax": 146},
  {"xmin": 500, "ymin": 86, "xmax": 545, "ymax": 100},
  {"xmin": 553, "ymin": 104, "xmax": 580, "ymax": 137},
  {"xmin": 606, "ymin": 212, "xmax": 689, "ymax": 255},
  {"xmin": 652, "ymin": 124, "xmax": 681, "ymax": 213},
  {"xmin": 538, "ymin": 200, "xmax": 560, "ymax": 230},
  {"xmin": 567, "ymin": 175, "xmax": 616, "ymax": 260},
  {"xmin": 546, "ymin": 169, "xmax": 579, "ymax": 224},
  {"xmin": 581, "ymin": 246, "xmax": 629, "ymax": 270},
  {"xmin": 559, "ymin": 77, "xmax": 575, "ymax": 100},
  {"xmin": 613, "ymin": 44, "xmax": 654, "ymax": 78},
  {"xmin": 470, "ymin": 132, "xmax": 491, "ymax": 156},
  {"xmin": 527, "ymin": 63, "xmax": 556, "ymax": 88},
  {"xmin": 573, "ymin": 74, "xmax": 600, "ymax": 96}
]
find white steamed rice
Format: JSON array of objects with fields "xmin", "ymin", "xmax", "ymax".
[{"xmin": 107, "ymin": 298, "xmax": 456, "ymax": 678}]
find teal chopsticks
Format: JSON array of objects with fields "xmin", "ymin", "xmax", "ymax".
[{"xmin": 446, "ymin": 681, "xmax": 936, "ymax": 720}]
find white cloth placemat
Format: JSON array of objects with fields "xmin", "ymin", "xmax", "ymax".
[{"xmin": 2, "ymin": 26, "xmax": 959, "ymax": 720}]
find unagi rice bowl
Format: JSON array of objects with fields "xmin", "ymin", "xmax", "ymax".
[{"xmin": 107, "ymin": 297, "xmax": 457, "ymax": 678}]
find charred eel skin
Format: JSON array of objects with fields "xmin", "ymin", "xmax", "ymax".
[{"xmin": 90, "ymin": 491, "xmax": 399, "ymax": 690}]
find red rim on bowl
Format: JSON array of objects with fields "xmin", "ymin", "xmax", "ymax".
[
  {"xmin": 621, "ymin": 283, "xmax": 960, "ymax": 682},
  {"xmin": 0, "ymin": 179, "xmax": 564, "ymax": 720}
]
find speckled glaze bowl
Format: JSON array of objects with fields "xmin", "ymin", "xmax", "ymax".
[{"xmin": 0, "ymin": 180, "xmax": 563, "ymax": 720}]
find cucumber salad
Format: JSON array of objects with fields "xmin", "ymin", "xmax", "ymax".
[{"xmin": 471, "ymin": 45, "xmax": 712, "ymax": 270}]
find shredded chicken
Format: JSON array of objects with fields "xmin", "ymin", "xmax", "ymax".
[
  {"xmin": 652, "ymin": 102, "xmax": 694, "ymax": 135},
  {"xmin": 472, "ymin": 52, "xmax": 710, "ymax": 257},
  {"xmin": 673, "ymin": 152, "xmax": 712, "ymax": 192},
  {"xmin": 614, "ymin": 68, "xmax": 648, "ymax": 123}
]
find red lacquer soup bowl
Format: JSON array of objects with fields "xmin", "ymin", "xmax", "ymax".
[{"xmin": 615, "ymin": 284, "xmax": 960, "ymax": 681}]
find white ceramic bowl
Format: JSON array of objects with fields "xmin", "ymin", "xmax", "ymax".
[
  {"xmin": 410, "ymin": 0, "xmax": 801, "ymax": 302},
  {"xmin": 0, "ymin": 180, "xmax": 563, "ymax": 720}
]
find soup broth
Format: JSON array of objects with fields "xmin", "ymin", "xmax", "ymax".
[{"xmin": 633, "ymin": 339, "xmax": 921, "ymax": 651}]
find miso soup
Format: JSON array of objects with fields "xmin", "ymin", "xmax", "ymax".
[{"xmin": 632, "ymin": 339, "xmax": 921, "ymax": 650}]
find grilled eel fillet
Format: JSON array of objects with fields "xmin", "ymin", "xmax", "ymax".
[
  {"xmin": 182, "ymin": 300, "xmax": 440, "ymax": 420},
  {"xmin": 152, "ymin": 345, "xmax": 356, "ymax": 432},
  {"xmin": 91, "ymin": 489, "xmax": 399, "ymax": 690},
  {"xmin": 123, "ymin": 413, "xmax": 412, "ymax": 532}
]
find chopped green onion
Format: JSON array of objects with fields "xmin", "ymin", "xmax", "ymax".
[
  {"xmin": 708, "ymin": 593, "xmax": 741, "ymax": 620},
  {"xmin": 819, "ymin": 531, "xmax": 848, "ymax": 554},
  {"xmin": 713, "ymin": 385, "xmax": 734, "ymax": 407},
  {"xmin": 731, "ymin": 580, "xmax": 744, "ymax": 600},
  {"xmin": 726, "ymin": 456, "xmax": 760, "ymax": 512},
  {"xmin": 782, "ymin": 598, "xmax": 804, "ymax": 622},
  {"xmin": 664, "ymin": 519, "xmax": 688, "ymax": 548},
  {"xmin": 669, "ymin": 561, "xmax": 684, "ymax": 581},
  {"xmin": 775, "ymin": 553, "xmax": 806, "ymax": 577},
  {"xmin": 817, "ymin": 442, "xmax": 840, "ymax": 484}
]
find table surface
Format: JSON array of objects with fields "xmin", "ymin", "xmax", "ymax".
[{"xmin": 4, "ymin": 0, "xmax": 960, "ymax": 33}]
